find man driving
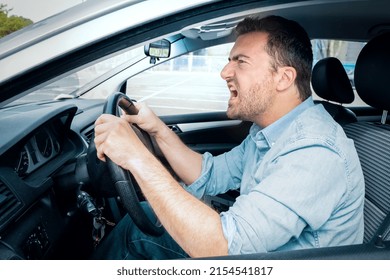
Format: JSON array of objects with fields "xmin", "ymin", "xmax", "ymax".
[{"xmin": 93, "ymin": 15, "xmax": 364, "ymax": 259}]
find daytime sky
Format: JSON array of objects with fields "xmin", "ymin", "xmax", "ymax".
[{"xmin": 1, "ymin": 0, "xmax": 84, "ymax": 22}]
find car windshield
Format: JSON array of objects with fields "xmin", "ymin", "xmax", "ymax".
[{"xmin": 4, "ymin": 46, "xmax": 146, "ymax": 107}]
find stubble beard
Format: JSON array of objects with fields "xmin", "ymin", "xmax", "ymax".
[{"xmin": 227, "ymin": 80, "xmax": 274, "ymax": 123}]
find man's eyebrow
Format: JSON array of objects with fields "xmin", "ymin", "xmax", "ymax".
[{"xmin": 229, "ymin": 54, "xmax": 250, "ymax": 61}]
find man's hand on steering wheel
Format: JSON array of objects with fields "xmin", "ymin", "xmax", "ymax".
[
  {"xmin": 122, "ymin": 102, "xmax": 165, "ymax": 138},
  {"xmin": 92, "ymin": 92, "xmax": 164, "ymax": 236},
  {"xmin": 94, "ymin": 114, "xmax": 147, "ymax": 170}
]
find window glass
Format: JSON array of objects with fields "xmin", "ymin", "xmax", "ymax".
[
  {"xmin": 126, "ymin": 44, "xmax": 234, "ymax": 116},
  {"xmin": 127, "ymin": 40, "xmax": 366, "ymax": 116},
  {"xmin": 6, "ymin": 46, "xmax": 145, "ymax": 107}
]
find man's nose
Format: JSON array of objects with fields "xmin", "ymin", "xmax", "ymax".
[{"xmin": 220, "ymin": 62, "xmax": 233, "ymax": 80}]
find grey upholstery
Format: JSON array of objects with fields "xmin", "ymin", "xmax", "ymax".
[
  {"xmin": 312, "ymin": 57, "xmax": 357, "ymax": 125},
  {"xmin": 342, "ymin": 32, "xmax": 390, "ymax": 243}
]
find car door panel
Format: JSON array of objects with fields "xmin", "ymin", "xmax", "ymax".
[{"xmin": 160, "ymin": 112, "xmax": 251, "ymax": 156}]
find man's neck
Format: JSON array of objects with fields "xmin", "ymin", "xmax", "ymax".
[{"xmin": 254, "ymin": 97, "xmax": 303, "ymax": 128}]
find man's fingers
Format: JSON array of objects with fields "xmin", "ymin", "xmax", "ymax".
[
  {"xmin": 93, "ymin": 131, "xmax": 106, "ymax": 161},
  {"xmin": 122, "ymin": 114, "xmax": 139, "ymax": 124},
  {"xmin": 95, "ymin": 113, "xmax": 118, "ymax": 126}
]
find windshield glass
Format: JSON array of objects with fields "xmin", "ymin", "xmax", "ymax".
[{"xmin": 5, "ymin": 46, "xmax": 145, "ymax": 107}]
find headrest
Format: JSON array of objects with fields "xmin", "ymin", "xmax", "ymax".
[
  {"xmin": 355, "ymin": 32, "xmax": 390, "ymax": 110},
  {"xmin": 311, "ymin": 57, "xmax": 354, "ymax": 104}
]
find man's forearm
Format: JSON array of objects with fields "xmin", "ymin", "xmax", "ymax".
[
  {"xmin": 153, "ymin": 121, "xmax": 203, "ymax": 185},
  {"xmin": 128, "ymin": 151, "xmax": 228, "ymax": 258}
]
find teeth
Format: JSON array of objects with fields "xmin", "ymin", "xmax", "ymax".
[{"xmin": 227, "ymin": 82, "xmax": 237, "ymax": 96}]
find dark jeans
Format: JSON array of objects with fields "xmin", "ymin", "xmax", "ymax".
[{"xmin": 91, "ymin": 202, "xmax": 189, "ymax": 260}]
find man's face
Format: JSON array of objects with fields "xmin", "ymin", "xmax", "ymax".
[{"xmin": 220, "ymin": 32, "xmax": 277, "ymax": 123}]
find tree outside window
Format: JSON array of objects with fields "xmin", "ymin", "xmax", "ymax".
[{"xmin": 0, "ymin": 4, "xmax": 33, "ymax": 39}]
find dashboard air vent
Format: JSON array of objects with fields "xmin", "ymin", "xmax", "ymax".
[
  {"xmin": 0, "ymin": 180, "xmax": 22, "ymax": 225},
  {"xmin": 82, "ymin": 127, "xmax": 95, "ymax": 144}
]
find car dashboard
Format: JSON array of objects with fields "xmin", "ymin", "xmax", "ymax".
[{"xmin": 0, "ymin": 99, "xmax": 104, "ymax": 259}]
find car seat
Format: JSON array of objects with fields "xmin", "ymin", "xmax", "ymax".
[
  {"xmin": 342, "ymin": 32, "xmax": 390, "ymax": 244},
  {"xmin": 311, "ymin": 57, "xmax": 357, "ymax": 125}
]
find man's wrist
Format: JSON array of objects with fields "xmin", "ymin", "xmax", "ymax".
[{"xmin": 154, "ymin": 121, "xmax": 172, "ymax": 141}]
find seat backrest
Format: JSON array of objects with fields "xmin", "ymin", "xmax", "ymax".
[
  {"xmin": 342, "ymin": 32, "xmax": 390, "ymax": 243},
  {"xmin": 311, "ymin": 57, "xmax": 357, "ymax": 125}
]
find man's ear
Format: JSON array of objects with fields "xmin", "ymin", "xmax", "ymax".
[{"xmin": 276, "ymin": 66, "xmax": 297, "ymax": 91}]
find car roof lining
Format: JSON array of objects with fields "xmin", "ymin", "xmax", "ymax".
[{"xmin": 180, "ymin": 0, "xmax": 390, "ymax": 42}]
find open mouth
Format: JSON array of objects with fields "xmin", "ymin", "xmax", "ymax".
[
  {"xmin": 228, "ymin": 89, "xmax": 238, "ymax": 109},
  {"xmin": 230, "ymin": 89, "xmax": 238, "ymax": 98},
  {"xmin": 227, "ymin": 83, "xmax": 238, "ymax": 99},
  {"xmin": 229, "ymin": 89, "xmax": 238, "ymax": 105}
]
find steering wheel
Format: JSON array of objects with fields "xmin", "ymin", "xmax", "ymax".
[{"xmin": 93, "ymin": 92, "xmax": 164, "ymax": 236}]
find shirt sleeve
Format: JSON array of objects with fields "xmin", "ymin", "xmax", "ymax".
[
  {"xmin": 186, "ymin": 135, "xmax": 251, "ymax": 199},
  {"xmin": 221, "ymin": 141, "xmax": 348, "ymax": 255}
]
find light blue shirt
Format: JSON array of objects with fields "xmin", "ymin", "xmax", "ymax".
[{"xmin": 187, "ymin": 97, "xmax": 365, "ymax": 255}]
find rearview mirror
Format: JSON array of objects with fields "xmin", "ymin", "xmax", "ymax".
[{"xmin": 144, "ymin": 39, "xmax": 171, "ymax": 64}]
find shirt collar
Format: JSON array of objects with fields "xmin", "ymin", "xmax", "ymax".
[{"xmin": 250, "ymin": 97, "xmax": 315, "ymax": 147}]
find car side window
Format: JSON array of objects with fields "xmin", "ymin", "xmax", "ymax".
[
  {"xmin": 126, "ymin": 40, "xmax": 366, "ymax": 116},
  {"xmin": 126, "ymin": 44, "xmax": 234, "ymax": 116}
]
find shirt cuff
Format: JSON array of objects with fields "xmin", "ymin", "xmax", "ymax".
[
  {"xmin": 185, "ymin": 152, "xmax": 213, "ymax": 199},
  {"xmin": 220, "ymin": 211, "xmax": 241, "ymax": 255}
]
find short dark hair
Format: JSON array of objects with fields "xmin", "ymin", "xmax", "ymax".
[{"xmin": 235, "ymin": 15, "xmax": 313, "ymax": 100}]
